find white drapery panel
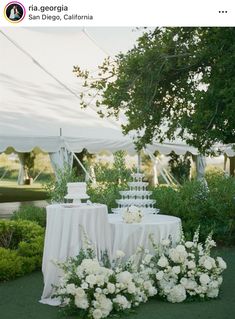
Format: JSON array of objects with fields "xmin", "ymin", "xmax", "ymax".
[
  {"xmin": 17, "ymin": 153, "xmax": 29, "ymax": 185},
  {"xmin": 49, "ymin": 148, "xmax": 73, "ymax": 180},
  {"xmin": 194, "ymin": 154, "xmax": 207, "ymax": 183}
]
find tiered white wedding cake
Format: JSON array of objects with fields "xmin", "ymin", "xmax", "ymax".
[
  {"xmin": 64, "ymin": 182, "xmax": 89, "ymax": 203},
  {"xmin": 112, "ymin": 172, "xmax": 159, "ymax": 214}
]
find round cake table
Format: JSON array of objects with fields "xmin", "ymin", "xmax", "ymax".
[
  {"xmin": 108, "ymin": 214, "xmax": 181, "ymax": 260},
  {"xmin": 41, "ymin": 204, "xmax": 111, "ymax": 304}
]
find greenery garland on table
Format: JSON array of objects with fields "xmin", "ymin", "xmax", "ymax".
[
  {"xmin": 52, "ymin": 228, "xmax": 227, "ymax": 319},
  {"xmin": 0, "ymin": 219, "xmax": 44, "ymax": 281}
]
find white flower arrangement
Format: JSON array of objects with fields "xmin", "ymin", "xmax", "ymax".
[
  {"xmin": 122, "ymin": 206, "xmax": 143, "ymax": 224},
  {"xmin": 53, "ymin": 247, "xmax": 157, "ymax": 318},
  {"xmin": 142, "ymin": 228, "xmax": 227, "ymax": 303},
  {"xmin": 53, "ymin": 227, "xmax": 227, "ymax": 318}
]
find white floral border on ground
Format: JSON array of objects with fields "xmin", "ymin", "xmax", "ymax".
[{"xmin": 52, "ymin": 227, "xmax": 227, "ymax": 319}]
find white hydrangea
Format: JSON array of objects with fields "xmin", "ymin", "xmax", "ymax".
[
  {"xmin": 207, "ymin": 288, "xmax": 219, "ymax": 298},
  {"xmin": 113, "ymin": 294, "xmax": 131, "ymax": 310},
  {"xmin": 156, "ymin": 270, "xmax": 164, "ymax": 281},
  {"xmin": 116, "ymin": 271, "xmax": 133, "ymax": 284},
  {"xmin": 187, "ymin": 260, "xmax": 196, "ymax": 269},
  {"xmin": 92, "ymin": 308, "xmax": 103, "ymax": 319}
]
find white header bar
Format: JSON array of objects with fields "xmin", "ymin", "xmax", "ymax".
[{"xmin": 0, "ymin": 0, "xmax": 234, "ymax": 27}]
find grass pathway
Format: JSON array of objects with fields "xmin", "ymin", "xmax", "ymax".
[{"xmin": 0, "ymin": 247, "xmax": 234, "ymax": 319}]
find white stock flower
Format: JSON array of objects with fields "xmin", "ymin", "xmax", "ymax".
[
  {"xmin": 116, "ymin": 250, "xmax": 125, "ymax": 258},
  {"xmin": 157, "ymin": 256, "xmax": 169, "ymax": 268},
  {"xmin": 199, "ymin": 274, "xmax": 210, "ymax": 286},
  {"xmin": 161, "ymin": 239, "xmax": 170, "ymax": 246},
  {"xmin": 167, "ymin": 285, "xmax": 187, "ymax": 303},
  {"xmin": 217, "ymin": 257, "xmax": 227, "ymax": 270}
]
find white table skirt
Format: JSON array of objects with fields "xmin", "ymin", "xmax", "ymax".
[
  {"xmin": 108, "ymin": 214, "xmax": 181, "ymax": 260},
  {"xmin": 40, "ymin": 204, "xmax": 111, "ymax": 304}
]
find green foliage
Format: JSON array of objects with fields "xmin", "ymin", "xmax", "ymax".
[
  {"xmin": 87, "ymin": 151, "xmax": 133, "ymax": 212},
  {"xmin": 0, "ymin": 220, "xmax": 44, "ymax": 281},
  {"xmin": 168, "ymin": 152, "xmax": 191, "ymax": 184},
  {"xmin": 75, "ymin": 27, "xmax": 235, "ymax": 153},
  {"xmin": 152, "ymin": 172, "xmax": 235, "ymax": 245},
  {"xmin": 11, "ymin": 205, "xmax": 46, "ymax": 228},
  {"xmin": 45, "ymin": 164, "xmax": 77, "ymax": 203}
]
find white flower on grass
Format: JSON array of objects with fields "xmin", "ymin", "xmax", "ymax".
[
  {"xmin": 216, "ymin": 257, "xmax": 227, "ymax": 270},
  {"xmin": 113, "ymin": 294, "xmax": 131, "ymax": 310},
  {"xmin": 157, "ymin": 256, "xmax": 169, "ymax": 268},
  {"xmin": 92, "ymin": 308, "xmax": 103, "ymax": 319},
  {"xmin": 116, "ymin": 250, "xmax": 125, "ymax": 258},
  {"xmin": 207, "ymin": 288, "xmax": 219, "ymax": 298},
  {"xmin": 199, "ymin": 274, "xmax": 210, "ymax": 286},
  {"xmin": 167, "ymin": 284, "xmax": 187, "ymax": 303}
]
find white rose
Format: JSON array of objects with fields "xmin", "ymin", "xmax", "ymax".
[
  {"xmin": 217, "ymin": 257, "xmax": 227, "ymax": 270},
  {"xmin": 176, "ymin": 245, "xmax": 187, "ymax": 253},
  {"xmin": 93, "ymin": 309, "xmax": 103, "ymax": 319},
  {"xmin": 167, "ymin": 284, "xmax": 186, "ymax": 303},
  {"xmin": 157, "ymin": 256, "xmax": 169, "ymax": 268},
  {"xmin": 203, "ymin": 259, "xmax": 212, "ymax": 270},
  {"xmin": 74, "ymin": 295, "xmax": 89, "ymax": 309},
  {"xmin": 156, "ymin": 271, "xmax": 164, "ymax": 280},
  {"xmin": 148, "ymin": 286, "xmax": 158, "ymax": 296},
  {"xmin": 66, "ymin": 283, "xmax": 77, "ymax": 295},
  {"xmin": 86, "ymin": 274, "xmax": 97, "ymax": 287},
  {"xmin": 199, "ymin": 274, "xmax": 210, "ymax": 286},
  {"xmin": 81, "ymin": 282, "xmax": 88, "ymax": 289},
  {"xmin": 117, "ymin": 271, "xmax": 133, "ymax": 284},
  {"xmin": 185, "ymin": 241, "xmax": 194, "ymax": 249},
  {"xmin": 172, "ymin": 266, "xmax": 181, "ymax": 274},
  {"xmin": 116, "ymin": 250, "xmax": 125, "ymax": 258},
  {"xmin": 127, "ymin": 282, "xmax": 136, "ymax": 294},
  {"xmin": 107, "ymin": 283, "xmax": 115, "ymax": 294},
  {"xmin": 187, "ymin": 260, "xmax": 196, "ymax": 269},
  {"xmin": 207, "ymin": 288, "xmax": 219, "ymax": 298}
]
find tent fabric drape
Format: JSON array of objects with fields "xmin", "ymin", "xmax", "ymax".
[
  {"xmin": 195, "ymin": 154, "xmax": 207, "ymax": 183},
  {"xmin": 17, "ymin": 153, "xmax": 29, "ymax": 185}
]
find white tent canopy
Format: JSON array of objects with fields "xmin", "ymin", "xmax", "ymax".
[{"xmin": 0, "ymin": 28, "xmax": 232, "ymax": 159}]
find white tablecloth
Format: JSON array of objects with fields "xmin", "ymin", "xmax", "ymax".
[
  {"xmin": 40, "ymin": 204, "xmax": 111, "ymax": 304},
  {"xmin": 108, "ymin": 214, "xmax": 181, "ymax": 260}
]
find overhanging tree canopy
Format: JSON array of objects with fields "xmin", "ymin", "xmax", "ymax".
[{"xmin": 75, "ymin": 27, "xmax": 235, "ymax": 154}]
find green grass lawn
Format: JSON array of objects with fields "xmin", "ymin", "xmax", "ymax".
[
  {"xmin": 0, "ymin": 247, "xmax": 234, "ymax": 319},
  {"xmin": 0, "ymin": 180, "xmax": 48, "ymax": 203}
]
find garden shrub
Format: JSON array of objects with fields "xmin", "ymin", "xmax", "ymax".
[
  {"xmin": 152, "ymin": 172, "xmax": 235, "ymax": 245},
  {"xmin": 11, "ymin": 205, "xmax": 46, "ymax": 228},
  {"xmin": 0, "ymin": 220, "xmax": 44, "ymax": 281}
]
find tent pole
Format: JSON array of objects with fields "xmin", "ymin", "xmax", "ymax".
[{"xmin": 63, "ymin": 141, "xmax": 94, "ymax": 183}]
